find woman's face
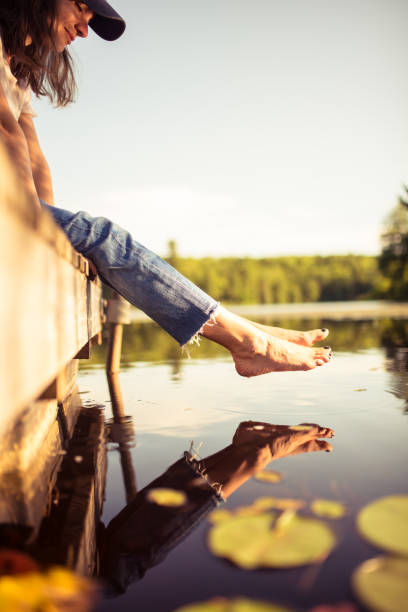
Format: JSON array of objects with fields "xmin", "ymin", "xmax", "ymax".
[{"xmin": 53, "ymin": 0, "xmax": 94, "ymax": 52}]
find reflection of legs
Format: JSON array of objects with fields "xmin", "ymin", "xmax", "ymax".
[
  {"xmin": 43, "ymin": 203, "xmax": 332, "ymax": 377},
  {"xmin": 202, "ymin": 421, "xmax": 334, "ymax": 498}
]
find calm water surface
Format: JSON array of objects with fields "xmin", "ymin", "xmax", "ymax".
[{"xmin": 78, "ymin": 318, "xmax": 408, "ymax": 612}]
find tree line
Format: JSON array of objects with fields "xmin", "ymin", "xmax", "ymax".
[{"xmin": 166, "ymin": 247, "xmax": 381, "ymax": 304}]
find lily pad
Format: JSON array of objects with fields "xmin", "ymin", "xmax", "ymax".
[
  {"xmin": 208, "ymin": 511, "xmax": 335, "ymax": 569},
  {"xmin": 254, "ymin": 497, "xmax": 305, "ymax": 511},
  {"xmin": 173, "ymin": 596, "xmax": 293, "ymax": 612},
  {"xmin": 352, "ymin": 556, "xmax": 408, "ymax": 612},
  {"xmin": 356, "ymin": 495, "xmax": 408, "ymax": 556},
  {"xmin": 147, "ymin": 488, "xmax": 187, "ymax": 507},
  {"xmin": 311, "ymin": 499, "xmax": 347, "ymax": 519},
  {"xmin": 254, "ymin": 471, "xmax": 283, "ymax": 483},
  {"xmin": 208, "ymin": 509, "xmax": 233, "ymax": 524}
]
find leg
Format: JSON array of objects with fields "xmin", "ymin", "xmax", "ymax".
[
  {"xmin": 42, "ymin": 203, "xmax": 332, "ymax": 376},
  {"xmin": 42, "ymin": 202, "xmax": 218, "ymax": 346}
]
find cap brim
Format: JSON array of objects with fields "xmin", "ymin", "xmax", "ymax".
[
  {"xmin": 87, "ymin": 0, "xmax": 126, "ymax": 41},
  {"xmin": 90, "ymin": 14, "xmax": 126, "ymax": 41}
]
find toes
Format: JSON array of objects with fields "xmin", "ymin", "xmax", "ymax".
[
  {"xmin": 298, "ymin": 423, "xmax": 335, "ymax": 438},
  {"xmin": 309, "ymin": 328, "xmax": 329, "ymax": 345},
  {"xmin": 319, "ymin": 327, "xmax": 329, "ymax": 340},
  {"xmin": 313, "ymin": 346, "xmax": 333, "ymax": 363},
  {"xmin": 289, "ymin": 439, "xmax": 333, "ymax": 455}
]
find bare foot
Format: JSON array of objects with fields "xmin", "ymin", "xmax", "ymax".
[
  {"xmin": 201, "ymin": 307, "xmax": 332, "ymax": 378},
  {"xmin": 232, "ymin": 334, "xmax": 332, "ymax": 377},
  {"xmin": 250, "ymin": 321, "xmax": 329, "ymax": 347}
]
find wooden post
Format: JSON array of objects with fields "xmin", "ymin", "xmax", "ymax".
[
  {"xmin": 105, "ymin": 292, "xmax": 131, "ymax": 374},
  {"xmin": 107, "ymin": 373, "xmax": 137, "ymax": 503}
]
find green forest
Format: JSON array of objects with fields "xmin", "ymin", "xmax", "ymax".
[
  {"xmin": 160, "ymin": 195, "xmax": 408, "ymax": 305},
  {"xmin": 166, "ymin": 250, "xmax": 380, "ymax": 304}
]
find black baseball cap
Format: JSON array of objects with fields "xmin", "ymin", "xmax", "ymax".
[{"xmin": 85, "ymin": 0, "xmax": 125, "ymax": 41}]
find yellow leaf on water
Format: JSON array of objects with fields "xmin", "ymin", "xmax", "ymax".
[
  {"xmin": 356, "ymin": 495, "xmax": 408, "ymax": 556},
  {"xmin": 147, "ymin": 488, "xmax": 187, "ymax": 507},
  {"xmin": 0, "ymin": 566, "xmax": 97, "ymax": 611},
  {"xmin": 352, "ymin": 555, "xmax": 408, "ymax": 612},
  {"xmin": 254, "ymin": 497, "xmax": 305, "ymax": 511},
  {"xmin": 208, "ymin": 509, "xmax": 233, "ymax": 524},
  {"xmin": 254, "ymin": 471, "xmax": 283, "ymax": 484},
  {"xmin": 173, "ymin": 597, "xmax": 294, "ymax": 612},
  {"xmin": 235, "ymin": 506, "xmax": 265, "ymax": 518},
  {"xmin": 311, "ymin": 499, "xmax": 347, "ymax": 519}
]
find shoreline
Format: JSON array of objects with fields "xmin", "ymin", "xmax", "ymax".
[{"xmin": 129, "ymin": 300, "xmax": 408, "ymax": 323}]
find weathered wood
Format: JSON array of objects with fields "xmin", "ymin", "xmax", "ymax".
[
  {"xmin": 106, "ymin": 323, "xmax": 124, "ymax": 374},
  {"xmin": 0, "ymin": 386, "xmax": 83, "ymax": 530},
  {"xmin": 0, "ymin": 140, "xmax": 103, "ymax": 433},
  {"xmin": 35, "ymin": 407, "xmax": 107, "ymax": 576},
  {"xmin": 40, "ymin": 360, "xmax": 79, "ymax": 401}
]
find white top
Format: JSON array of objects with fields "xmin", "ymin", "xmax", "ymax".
[{"xmin": 0, "ymin": 36, "xmax": 35, "ymax": 121}]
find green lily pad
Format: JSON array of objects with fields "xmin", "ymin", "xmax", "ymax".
[
  {"xmin": 356, "ymin": 495, "xmax": 408, "ymax": 556},
  {"xmin": 254, "ymin": 471, "xmax": 283, "ymax": 483},
  {"xmin": 208, "ymin": 511, "xmax": 335, "ymax": 569},
  {"xmin": 173, "ymin": 596, "xmax": 293, "ymax": 612},
  {"xmin": 352, "ymin": 556, "xmax": 408, "ymax": 612},
  {"xmin": 147, "ymin": 488, "xmax": 187, "ymax": 507},
  {"xmin": 310, "ymin": 499, "xmax": 347, "ymax": 519}
]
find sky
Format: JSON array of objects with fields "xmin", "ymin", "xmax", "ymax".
[{"xmin": 34, "ymin": 0, "xmax": 408, "ymax": 258}]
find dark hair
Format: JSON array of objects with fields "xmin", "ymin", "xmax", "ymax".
[{"xmin": 0, "ymin": 0, "xmax": 76, "ymax": 106}]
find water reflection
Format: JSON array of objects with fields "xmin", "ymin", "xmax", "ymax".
[
  {"xmin": 84, "ymin": 318, "xmax": 408, "ymax": 368},
  {"xmin": 106, "ymin": 374, "xmax": 137, "ymax": 503},
  {"xmin": 377, "ymin": 320, "xmax": 408, "ymax": 413},
  {"xmin": 2, "ymin": 316, "xmax": 407, "ymax": 610},
  {"xmin": 0, "ymin": 367, "xmax": 334, "ymax": 605},
  {"xmin": 101, "ymin": 420, "xmax": 334, "ymax": 594}
]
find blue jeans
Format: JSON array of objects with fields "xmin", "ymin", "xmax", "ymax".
[{"xmin": 41, "ymin": 202, "xmax": 218, "ymax": 346}]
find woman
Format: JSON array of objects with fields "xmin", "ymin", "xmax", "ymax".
[{"xmin": 0, "ymin": 0, "xmax": 332, "ymax": 376}]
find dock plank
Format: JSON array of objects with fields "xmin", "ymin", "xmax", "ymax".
[{"xmin": 0, "ymin": 142, "xmax": 103, "ymax": 432}]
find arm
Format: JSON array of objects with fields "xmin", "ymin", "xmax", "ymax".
[
  {"xmin": 18, "ymin": 112, "xmax": 54, "ymax": 205},
  {"xmin": 0, "ymin": 82, "xmax": 40, "ymax": 208}
]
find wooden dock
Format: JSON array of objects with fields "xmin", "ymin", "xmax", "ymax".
[{"xmin": 0, "ymin": 141, "xmax": 104, "ymax": 540}]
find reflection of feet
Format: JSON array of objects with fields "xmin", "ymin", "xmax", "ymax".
[
  {"xmin": 233, "ymin": 421, "xmax": 334, "ymax": 458},
  {"xmin": 232, "ymin": 333, "xmax": 332, "ymax": 377},
  {"xmin": 251, "ymin": 322, "xmax": 329, "ymax": 347}
]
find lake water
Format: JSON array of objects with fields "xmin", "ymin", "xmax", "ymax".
[{"xmin": 78, "ymin": 317, "xmax": 408, "ymax": 612}]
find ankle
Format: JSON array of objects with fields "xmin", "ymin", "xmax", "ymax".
[{"xmin": 201, "ymin": 306, "xmax": 267, "ymax": 357}]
